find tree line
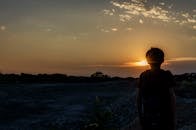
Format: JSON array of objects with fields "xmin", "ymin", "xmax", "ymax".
[{"xmin": 0, "ymin": 72, "xmax": 134, "ymax": 84}]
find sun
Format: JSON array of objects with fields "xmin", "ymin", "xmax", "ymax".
[
  {"xmin": 124, "ymin": 59, "xmax": 149, "ymax": 67},
  {"xmin": 134, "ymin": 60, "xmax": 148, "ymax": 66}
]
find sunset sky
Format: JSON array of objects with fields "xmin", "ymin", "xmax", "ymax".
[{"xmin": 0, "ymin": 0, "xmax": 195, "ymax": 77}]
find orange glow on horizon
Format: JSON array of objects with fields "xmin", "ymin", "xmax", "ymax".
[
  {"xmin": 125, "ymin": 60, "xmax": 149, "ymax": 67},
  {"xmin": 134, "ymin": 60, "xmax": 148, "ymax": 66}
]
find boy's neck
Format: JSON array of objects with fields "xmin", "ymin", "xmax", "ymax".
[{"xmin": 150, "ymin": 65, "xmax": 161, "ymax": 71}]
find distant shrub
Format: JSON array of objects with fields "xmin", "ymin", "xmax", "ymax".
[
  {"xmin": 175, "ymin": 81, "xmax": 196, "ymax": 98},
  {"xmin": 91, "ymin": 72, "xmax": 110, "ymax": 78},
  {"xmin": 83, "ymin": 96, "xmax": 115, "ymax": 130}
]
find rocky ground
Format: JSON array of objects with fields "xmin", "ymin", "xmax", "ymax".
[
  {"xmin": 0, "ymin": 80, "xmax": 134, "ymax": 130},
  {"xmin": 125, "ymin": 96, "xmax": 196, "ymax": 130},
  {"xmin": 127, "ymin": 80, "xmax": 196, "ymax": 130},
  {"xmin": 175, "ymin": 80, "xmax": 196, "ymax": 130},
  {"xmin": 0, "ymin": 79, "xmax": 195, "ymax": 130}
]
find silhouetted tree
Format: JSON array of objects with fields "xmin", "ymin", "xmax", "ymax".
[{"xmin": 91, "ymin": 72, "xmax": 110, "ymax": 78}]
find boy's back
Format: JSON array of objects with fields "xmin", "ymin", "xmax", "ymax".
[
  {"xmin": 139, "ymin": 69, "xmax": 174, "ymax": 104},
  {"xmin": 138, "ymin": 69, "xmax": 175, "ymax": 130},
  {"xmin": 137, "ymin": 48, "xmax": 176, "ymax": 130}
]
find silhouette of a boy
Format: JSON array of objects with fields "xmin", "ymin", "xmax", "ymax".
[{"xmin": 137, "ymin": 48, "xmax": 176, "ymax": 130}]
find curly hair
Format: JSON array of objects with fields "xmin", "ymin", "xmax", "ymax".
[{"xmin": 146, "ymin": 47, "xmax": 164, "ymax": 64}]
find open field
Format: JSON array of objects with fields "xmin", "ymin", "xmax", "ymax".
[
  {"xmin": 0, "ymin": 80, "xmax": 136, "ymax": 129},
  {"xmin": 0, "ymin": 79, "xmax": 195, "ymax": 130}
]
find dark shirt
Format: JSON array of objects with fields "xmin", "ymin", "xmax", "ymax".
[{"xmin": 138, "ymin": 69, "xmax": 175, "ymax": 129}]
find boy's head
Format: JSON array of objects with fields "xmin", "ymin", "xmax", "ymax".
[{"xmin": 146, "ymin": 47, "xmax": 164, "ymax": 67}]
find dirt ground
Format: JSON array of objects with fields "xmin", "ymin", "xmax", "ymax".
[{"xmin": 122, "ymin": 96, "xmax": 196, "ymax": 130}]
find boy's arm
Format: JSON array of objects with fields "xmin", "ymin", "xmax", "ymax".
[
  {"xmin": 137, "ymin": 74, "xmax": 144, "ymax": 124},
  {"xmin": 169, "ymin": 88, "xmax": 176, "ymax": 129},
  {"xmin": 136, "ymin": 88, "xmax": 143, "ymax": 123}
]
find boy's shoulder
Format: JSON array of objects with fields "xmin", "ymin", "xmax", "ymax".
[
  {"xmin": 164, "ymin": 70, "xmax": 173, "ymax": 76},
  {"xmin": 139, "ymin": 70, "xmax": 151, "ymax": 78},
  {"xmin": 140, "ymin": 69, "xmax": 173, "ymax": 78}
]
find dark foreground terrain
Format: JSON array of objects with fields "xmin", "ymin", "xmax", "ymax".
[
  {"xmin": 0, "ymin": 77, "xmax": 195, "ymax": 130},
  {"xmin": 0, "ymin": 80, "xmax": 136, "ymax": 130}
]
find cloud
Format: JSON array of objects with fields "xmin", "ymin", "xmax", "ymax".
[
  {"xmin": 167, "ymin": 57, "xmax": 196, "ymax": 62},
  {"xmin": 187, "ymin": 18, "xmax": 196, "ymax": 23},
  {"xmin": 139, "ymin": 19, "xmax": 144, "ymax": 24},
  {"xmin": 159, "ymin": 2, "xmax": 165, "ymax": 6},
  {"xmin": 103, "ymin": 9, "xmax": 114, "ymax": 16},
  {"xmin": 143, "ymin": 6, "xmax": 170, "ymax": 22},
  {"xmin": 111, "ymin": 28, "xmax": 118, "ymax": 31},
  {"xmin": 126, "ymin": 27, "xmax": 133, "ymax": 31},
  {"xmin": 100, "ymin": 28, "xmax": 110, "ymax": 33},
  {"xmin": 179, "ymin": 12, "xmax": 196, "ymax": 25},
  {"xmin": 86, "ymin": 64, "xmax": 129, "ymax": 68},
  {"xmin": 110, "ymin": 1, "xmax": 171, "ymax": 22},
  {"xmin": 193, "ymin": 25, "xmax": 196, "ymax": 30},
  {"xmin": 37, "ymin": 24, "xmax": 57, "ymax": 33},
  {"xmin": 0, "ymin": 25, "xmax": 6, "ymax": 31},
  {"xmin": 182, "ymin": 13, "xmax": 190, "ymax": 18},
  {"xmin": 83, "ymin": 57, "xmax": 196, "ymax": 77},
  {"xmin": 46, "ymin": 28, "xmax": 52, "ymax": 32},
  {"xmin": 122, "ymin": 57, "xmax": 196, "ymax": 67},
  {"xmin": 191, "ymin": 36, "xmax": 196, "ymax": 41},
  {"xmin": 105, "ymin": 0, "xmax": 196, "ymax": 30},
  {"xmin": 119, "ymin": 14, "xmax": 132, "ymax": 22}
]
